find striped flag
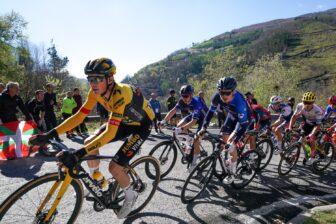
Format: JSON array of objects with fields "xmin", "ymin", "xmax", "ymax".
[{"xmin": 0, "ymin": 121, "xmax": 41, "ymax": 160}]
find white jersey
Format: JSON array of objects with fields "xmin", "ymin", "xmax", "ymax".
[{"xmin": 294, "ymin": 103, "xmax": 323, "ymax": 125}]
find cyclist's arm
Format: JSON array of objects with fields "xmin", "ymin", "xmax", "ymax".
[
  {"xmin": 288, "ymin": 113, "xmax": 299, "ymax": 130},
  {"xmin": 233, "ymin": 103, "xmax": 250, "ymax": 143},
  {"xmin": 162, "ymin": 107, "xmax": 177, "ymax": 122},
  {"xmin": 202, "ymin": 93, "xmax": 219, "ymax": 129},
  {"xmin": 181, "ymin": 118, "xmax": 197, "ymax": 130},
  {"xmin": 55, "ymin": 90, "xmax": 96, "ymax": 134}
]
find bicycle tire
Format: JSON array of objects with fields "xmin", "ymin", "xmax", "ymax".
[
  {"xmin": 181, "ymin": 156, "xmax": 215, "ymax": 204},
  {"xmin": 231, "ymin": 150, "xmax": 260, "ymax": 189},
  {"xmin": 278, "ymin": 144, "xmax": 301, "ymax": 176},
  {"xmin": 199, "ymin": 137, "xmax": 215, "ymax": 158},
  {"xmin": 312, "ymin": 142, "xmax": 335, "ymax": 173},
  {"xmin": 0, "ymin": 172, "xmax": 83, "ymax": 223},
  {"xmin": 147, "ymin": 141, "xmax": 177, "ymax": 179},
  {"xmin": 256, "ymin": 138, "xmax": 274, "ymax": 171},
  {"xmin": 112, "ymin": 156, "xmax": 160, "ymax": 217}
]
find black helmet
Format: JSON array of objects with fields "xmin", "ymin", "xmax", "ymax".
[
  {"xmin": 169, "ymin": 89, "xmax": 176, "ymax": 94},
  {"xmin": 288, "ymin": 96, "xmax": 295, "ymax": 102},
  {"xmin": 180, "ymin": 85, "xmax": 194, "ymax": 95},
  {"xmin": 84, "ymin": 57, "xmax": 116, "ymax": 76},
  {"xmin": 217, "ymin": 76, "xmax": 237, "ymax": 90}
]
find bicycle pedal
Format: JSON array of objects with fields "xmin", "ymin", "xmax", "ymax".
[{"xmin": 108, "ymin": 203, "xmax": 121, "ymax": 210}]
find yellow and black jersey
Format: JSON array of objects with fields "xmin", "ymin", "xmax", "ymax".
[{"xmin": 55, "ymin": 83, "xmax": 154, "ymax": 152}]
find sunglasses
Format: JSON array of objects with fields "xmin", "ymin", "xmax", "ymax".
[
  {"xmin": 303, "ymin": 101, "xmax": 313, "ymax": 105},
  {"xmin": 181, "ymin": 94, "xmax": 191, "ymax": 98},
  {"xmin": 219, "ymin": 90, "xmax": 232, "ymax": 96},
  {"xmin": 87, "ymin": 76, "xmax": 105, "ymax": 83}
]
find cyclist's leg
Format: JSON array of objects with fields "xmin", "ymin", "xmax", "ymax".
[
  {"xmin": 275, "ymin": 121, "xmax": 288, "ymax": 148},
  {"xmin": 221, "ymin": 114, "xmax": 237, "ymax": 164}
]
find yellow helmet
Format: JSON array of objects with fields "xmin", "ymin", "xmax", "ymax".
[{"xmin": 302, "ymin": 92, "xmax": 316, "ymax": 102}]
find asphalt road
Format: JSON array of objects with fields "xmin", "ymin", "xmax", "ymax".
[{"xmin": 0, "ymin": 129, "xmax": 335, "ymax": 224}]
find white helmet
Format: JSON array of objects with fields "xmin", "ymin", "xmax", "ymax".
[{"xmin": 270, "ymin": 95, "xmax": 282, "ymax": 104}]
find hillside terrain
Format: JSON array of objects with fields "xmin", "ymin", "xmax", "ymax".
[{"xmin": 125, "ymin": 8, "xmax": 336, "ymax": 107}]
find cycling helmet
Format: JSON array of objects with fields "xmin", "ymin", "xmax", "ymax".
[
  {"xmin": 84, "ymin": 58, "xmax": 116, "ymax": 76},
  {"xmin": 180, "ymin": 85, "xmax": 194, "ymax": 95},
  {"xmin": 217, "ymin": 76, "xmax": 237, "ymax": 91},
  {"xmin": 270, "ymin": 95, "xmax": 282, "ymax": 104},
  {"xmin": 328, "ymin": 95, "xmax": 336, "ymax": 105},
  {"xmin": 302, "ymin": 92, "xmax": 316, "ymax": 102}
]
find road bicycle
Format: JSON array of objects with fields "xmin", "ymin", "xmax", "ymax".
[
  {"xmin": 147, "ymin": 127, "xmax": 215, "ymax": 178},
  {"xmin": 0, "ymin": 141, "xmax": 160, "ymax": 223},
  {"xmin": 180, "ymin": 131, "xmax": 261, "ymax": 204},
  {"xmin": 278, "ymin": 128, "xmax": 335, "ymax": 176}
]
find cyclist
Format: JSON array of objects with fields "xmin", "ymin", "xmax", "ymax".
[
  {"xmin": 30, "ymin": 57, "xmax": 155, "ymax": 219},
  {"xmin": 251, "ymin": 98, "xmax": 271, "ymax": 131},
  {"xmin": 268, "ymin": 95, "xmax": 293, "ymax": 153},
  {"xmin": 159, "ymin": 84, "xmax": 208, "ymax": 170},
  {"xmin": 287, "ymin": 92, "xmax": 323, "ymax": 165},
  {"xmin": 198, "ymin": 76, "xmax": 252, "ymax": 184},
  {"xmin": 324, "ymin": 95, "xmax": 336, "ymax": 121}
]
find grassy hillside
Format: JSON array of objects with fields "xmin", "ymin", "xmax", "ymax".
[{"xmin": 125, "ymin": 8, "xmax": 336, "ymax": 108}]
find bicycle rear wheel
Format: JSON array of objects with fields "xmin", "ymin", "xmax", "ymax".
[
  {"xmin": 112, "ymin": 156, "xmax": 160, "ymax": 217},
  {"xmin": 0, "ymin": 172, "xmax": 83, "ymax": 223},
  {"xmin": 278, "ymin": 144, "xmax": 301, "ymax": 176},
  {"xmin": 181, "ymin": 156, "xmax": 215, "ymax": 204},
  {"xmin": 312, "ymin": 142, "xmax": 335, "ymax": 173},
  {"xmin": 231, "ymin": 150, "xmax": 260, "ymax": 189},
  {"xmin": 147, "ymin": 141, "xmax": 177, "ymax": 179}
]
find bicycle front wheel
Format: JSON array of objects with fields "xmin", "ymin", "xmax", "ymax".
[
  {"xmin": 112, "ymin": 156, "xmax": 160, "ymax": 217},
  {"xmin": 147, "ymin": 141, "xmax": 177, "ymax": 179},
  {"xmin": 0, "ymin": 172, "xmax": 83, "ymax": 223},
  {"xmin": 256, "ymin": 139, "xmax": 274, "ymax": 171},
  {"xmin": 278, "ymin": 144, "xmax": 301, "ymax": 176},
  {"xmin": 199, "ymin": 137, "xmax": 215, "ymax": 158},
  {"xmin": 312, "ymin": 142, "xmax": 335, "ymax": 173},
  {"xmin": 231, "ymin": 150, "xmax": 260, "ymax": 189},
  {"xmin": 181, "ymin": 156, "xmax": 215, "ymax": 204}
]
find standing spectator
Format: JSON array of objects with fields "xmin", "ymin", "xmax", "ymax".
[
  {"xmin": 61, "ymin": 91, "xmax": 77, "ymax": 138},
  {"xmin": 0, "ymin": 83, "xmax": 5, "ymax": 93},
  {"xmin": 167, "ymin": 89, "xmax": 177, "ymax": 125},
  {"xmin": 245, "ymin": 91, "xmax": 254, "ymax": 106},
  {"xmin": 149, "ymin": 92, "xmax": 162, "ymax": 134},
  {"xmin": 198, "ymin": 91, "xmax": 207, "ymax": 106},
  {"xmin": 287, "ymin": 97, "xmax": 295, "ymax": 110},
  {"xmin": 73, "ymin": 87, "xmax": 88, "ymax": 134},
  {"xmin": 26, "ymin": 90, "xmax": 46, "ymax": 131},
  {"xmin": 0, "ymin": 82, "xmax": 32, "ymax": 124},
  {"xmin": 44, "ymin": 83, "xmax": 62, "ymax": 141},
  {"xmin": 97, "ymin": 103, "xmax": 109, "ymax": 125}
]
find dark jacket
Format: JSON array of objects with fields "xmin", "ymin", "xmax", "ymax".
[{"xmin": 0, "ymin": 90, "xmax": 32, "ymax": 123}]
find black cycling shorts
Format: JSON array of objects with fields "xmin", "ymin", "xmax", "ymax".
[{"xmin": 94, "ymin": 120, "xmax": 152, "ymax": 166}]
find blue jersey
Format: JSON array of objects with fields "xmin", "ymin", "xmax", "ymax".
[
  {"xmin": 323, "ymin": 105, "xmax": 336, "ymax": 121},
  {"xmin": 175, "ymin": 96, "xmax": 208, "ymax": 120},
  {"xmin": 149, "ymin": 99, "xmax": 161, "ymax": 114},
  {"xmin": 203, "ymin": 90, "xmax": 252, "ymax": 129}
]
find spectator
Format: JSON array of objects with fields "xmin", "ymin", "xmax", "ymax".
[
  {"xmin": 149, "ymin": 92, "xmax": 162, "ymax": 134},
  {"xmin": 26, "ymin": 90, "xmax": 46, "ymax": 131},
  {"xmin": 97, "ymin": 103, "xmax": 109, "ymax": 125},
  {"xmin": 167, "ymin": 89, "xmax": 177, "ymax": 125},
  {"xmin": 0, "ymin": 83, "xmax": 5, "ymax": 93},
  {"xmin": 44, "ymin": 83, "xmax": 62, "ymax": 141},
  {"xmin": 73, "ymin": 87, "xmax": 88, "ymax": 134},
  {"xmin": 198, "ymin": 91, "xmax": 207, "ymax": 106},
  {"xmin": 61, "ymin": 91, "xmax": 77, "ymax": 138},
  {"xmin": 245, "ymin": 91, "xmax": 254, "ymax": 106},
  {"xmin": 287, "ymin": 97, "xmax": 295, "ymax": 110},
  {"xmin": 0, "ymin": 82, "xmax": 32, "ymax": 123}
]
